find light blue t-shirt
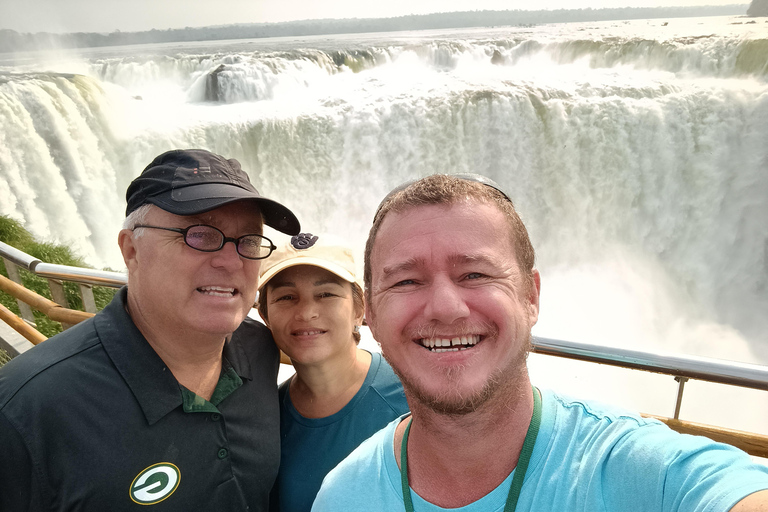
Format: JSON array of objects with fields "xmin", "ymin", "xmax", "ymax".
[
  {"xmin": 274, "ymin": 351, "xmax": 409, "ymax": 512},
  {"xmin": 312, "ymin": 388, "xmax": 768, "ymax": 512}
]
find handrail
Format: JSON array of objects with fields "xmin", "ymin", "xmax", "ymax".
[
  {"xmin": 0, "ymin": 240, "xmax": 41, "ymax": 270},
  {"xmin": 32, "ymin": 262, "xmax": 127, "ymax": 287},
  {"xmin": 0, "ymin": 275, "xmax": 95, "ymax": 326},
  {"xmin": 0, "ymin": 240, "xmax": 127, "ymax": 288},
  {"xmin": 532, "ymin": 337, "xmax": 768, "ymax": 391},
  {"xmin": 0, "ymin": 302, "xmax": 47, "ymax": 344}
]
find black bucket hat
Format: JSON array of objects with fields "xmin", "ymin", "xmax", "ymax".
[{"xmin": 125, "ymin": 149, "xmax": 300, "ymax": 235}]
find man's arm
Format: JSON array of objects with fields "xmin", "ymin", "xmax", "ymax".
[
  {"xmin": 0, "ymin": 411, "xmax": 36, "ymax": 510},
  {"xmin": 732, "ymin": 490, "xmax": 768, "ymax": 511}
]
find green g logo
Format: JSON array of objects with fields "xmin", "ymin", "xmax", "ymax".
[{"xmin": 129, "ymin": 463, "xmax": 181, "ymax": 505}]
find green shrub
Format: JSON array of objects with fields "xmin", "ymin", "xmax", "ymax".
[
  {"xmin": 0, "ymin": 216, "xmax": 117, "ymax": 342},
  {"xmin": 0, "ymin": 348, "xmax": 11, "ymax": 366}
]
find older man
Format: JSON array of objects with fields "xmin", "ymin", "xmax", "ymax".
[
  {"xmin": 0, "ymin": 149, "xmax": 299, "ymax": 511},
  {"xmin": 312, "ymin": 174, "xmax": 768, "ymax": 512}
]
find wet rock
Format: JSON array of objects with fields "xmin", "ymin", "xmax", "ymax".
[{"xmin": 206, "ymin": 64, "xmax": 227, "ymax": 102}]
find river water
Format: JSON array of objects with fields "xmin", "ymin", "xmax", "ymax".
[{"xmin": 1, "ymin": 15, "xmax": 767, "ymax": 432}]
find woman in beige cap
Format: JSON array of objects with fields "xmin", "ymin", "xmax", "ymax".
[{"xmin": 256, "ymin": 232, "xmax": 409, "ymax": 512}]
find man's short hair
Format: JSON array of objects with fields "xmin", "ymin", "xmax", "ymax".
[
  {"xmin": 122, "ymin": 204, "xmax": 153, "ymax": 233},
  {"xmin": 364, "ymin": 174, "xmax": 536, "ymax": 302}
]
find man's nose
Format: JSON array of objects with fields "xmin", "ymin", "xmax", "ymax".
[
  {"xmin": 423, "ymin": 275, "xmax": 470, "ymax": 324},
  {"xmin": 210, "ymin": 239, "xmax": 244, "ymax": 269}
]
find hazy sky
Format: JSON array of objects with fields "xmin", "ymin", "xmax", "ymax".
[{"xmin": 0, "ymin": 0, "xmax": 744, "ymax": 33}]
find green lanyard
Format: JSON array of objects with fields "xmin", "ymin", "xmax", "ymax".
[{"xmin": 400, "ymin": 386, "xmax": 542, "ymax": 512}]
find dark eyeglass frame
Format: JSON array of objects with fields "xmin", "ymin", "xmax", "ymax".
[{"xmin": 133, "ymin": 224, "xmax": 277, "ymax": 260}]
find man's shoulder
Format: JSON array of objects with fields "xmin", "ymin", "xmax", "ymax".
[
  {"xmin": 546, "ymin": 389, "xmax": 658, "ymax": 430},
  {"xmin": 0, "ymin": 318, "xmax": 102, "ymax": 408},
  {"xmin": 231, "ymin": 316, "xmax": 274, "ymax": 344},
  {"xmin": 542, "ymin": 388, "xmax": 764, "ymax": 470},
  {"xmin": 228, "ymin": 315, "xmax": 279, "ymax": 373}
]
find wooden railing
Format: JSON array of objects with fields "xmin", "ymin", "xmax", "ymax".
[
  {"xmin": 0, "ymin": 240, "xmax": 126, "ymax": 355},
  {"xmin": 1, "ymin": 240, "xmax": 767, "ymax": 457}
]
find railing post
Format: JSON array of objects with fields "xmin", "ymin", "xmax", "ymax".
[
  {"xmin": 78, "ymin": 284, "xmax": 98, "ymax": 314},
  {"xmin": 673, "ymin": 376, "xmax": 688, "ymax": 420},
  {"xmin": 2, "ymin": 257, "xmax": 36, "ymax": 326},
  {"xmin": 47, "ymin": 279, "xmax": 74, "ymax": 330}
]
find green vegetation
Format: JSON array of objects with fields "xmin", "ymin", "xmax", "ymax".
[
  {"xmin": 0, "ymin": 348, "xmax": 10, "ymax": 366},
  {"xmin": 0, "ymin": 215, "xmax": 117, "ymax": 342}
]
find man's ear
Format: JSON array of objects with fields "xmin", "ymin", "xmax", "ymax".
[
  {"xmin": 527, "ymin": 269, "xmax": 541, "ymax": 326},
  {"xmin": 118, "ymin": 229, "xmax": 138, "ymax": 272}
]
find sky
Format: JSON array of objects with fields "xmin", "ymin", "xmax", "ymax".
[{"xmin": 0, "ymin": 0, "xmax": 746, "ymax": 34}]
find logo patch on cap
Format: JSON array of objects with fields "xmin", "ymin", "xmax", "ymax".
[
  {"xmin": 178, "ymin": 165, "xmax": 210, "ymax": 174},
  {"xmin": 291, "ymin": 233, "xmax": 318, "ymax": 250}
]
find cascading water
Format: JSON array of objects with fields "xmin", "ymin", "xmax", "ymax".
[{"xmin": 1, "ymin": 16, "xmax": 766, "ymax": 432}]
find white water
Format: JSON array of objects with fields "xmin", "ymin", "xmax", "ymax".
[{"xmin": 1, "ymin": 16, "xmax": 767, "ymax": 432}]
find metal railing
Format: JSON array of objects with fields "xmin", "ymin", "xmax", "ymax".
[
  {"xmin": 0, "ymin": 240, "xmax": 126, "ymax": 356},
  {"xmin": 0, "ymin": 240, "xmax": 126, "ymax": 320},
  {"xmin": 1, "ymin": 239, "xmax": 767, "ymax": 456},
  {"xmin": 1, "ymin": 240, "xmax": 127, "ymax": 288},
  {"xmin": 532, "ymin": 337, "xmax": 768, "ymax": 414}
]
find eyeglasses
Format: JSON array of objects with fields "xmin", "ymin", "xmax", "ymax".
[{"xmin": 133, "ymin": 224, "xmax": 277, "ymax": 260}]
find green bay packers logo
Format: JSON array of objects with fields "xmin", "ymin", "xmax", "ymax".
[{"xmin": 130, "ymin": 463, "xmax": 180, "ymax": 505}]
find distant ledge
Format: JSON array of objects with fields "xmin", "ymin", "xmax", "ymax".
[{"xmin": 0, "ymin": 4, "xmax": 751, "ymax": 54}]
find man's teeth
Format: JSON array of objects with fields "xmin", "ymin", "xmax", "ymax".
[
  {"xmin": 198, "ymin": 286, "xmax": 235, "ymax": 297},
  {"xmin": 420, "ymin": 335, "xmax": 480, "ymax": 353}
]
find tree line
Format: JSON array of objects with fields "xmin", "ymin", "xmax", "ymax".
[
  {"xmin": 0, "ymin": 5, "xmax": 753, "ymax": 54},
  {"xmin": 747, "ymin": 0, "xmax": 768, "ymax": 15}
]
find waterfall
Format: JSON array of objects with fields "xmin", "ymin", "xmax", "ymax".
[{"xmin": 1, "ymin": 17, "xmax": 767, "ymax": 381}]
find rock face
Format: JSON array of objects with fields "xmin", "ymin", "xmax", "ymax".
[
  {"xmin": 206, "ymin": 64, "xmax": 227, "ymax": 102},
  {"xmin": 747, "ymin": 0, "xmax": 768, "ymax": 16}
]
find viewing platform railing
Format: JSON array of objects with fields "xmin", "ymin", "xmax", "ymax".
[{"xmin": 1, "ymin": 239, "xmax": 767, "ymax": 457}]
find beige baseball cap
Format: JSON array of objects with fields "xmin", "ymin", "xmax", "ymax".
[{"xmin": 258, "ymin": 232, "xmax": 358, "ymax": 290}]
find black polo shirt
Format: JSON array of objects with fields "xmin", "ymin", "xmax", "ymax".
[{"xmin": 0, "ymin": 287, "xmax": 280, "ymax": 511}]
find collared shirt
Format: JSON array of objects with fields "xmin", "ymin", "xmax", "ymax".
[{"xmin": 0, "ymin": 287, "xmax": 280, "ymax": 511}]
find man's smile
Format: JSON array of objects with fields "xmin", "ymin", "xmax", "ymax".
[
  {"xmin": 419, "ymin": 335, "xmax": 481, "ymax": 353},
  {"xmin": 197, "ymin": 286, "xmax": 237, "ymax": 297}
]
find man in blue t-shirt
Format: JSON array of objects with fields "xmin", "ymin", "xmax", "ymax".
[{"xmin": 312, "ymin": 174, "xmax": 768, "ymax": 512}]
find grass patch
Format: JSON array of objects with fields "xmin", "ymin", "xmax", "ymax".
[
  {"xmin": 0, "ymin": 215, "xmax": 117, "ymax": 359},
  {"xmin": 0, "ymin": 347, "xmax": 11, "ymax": 366}
]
